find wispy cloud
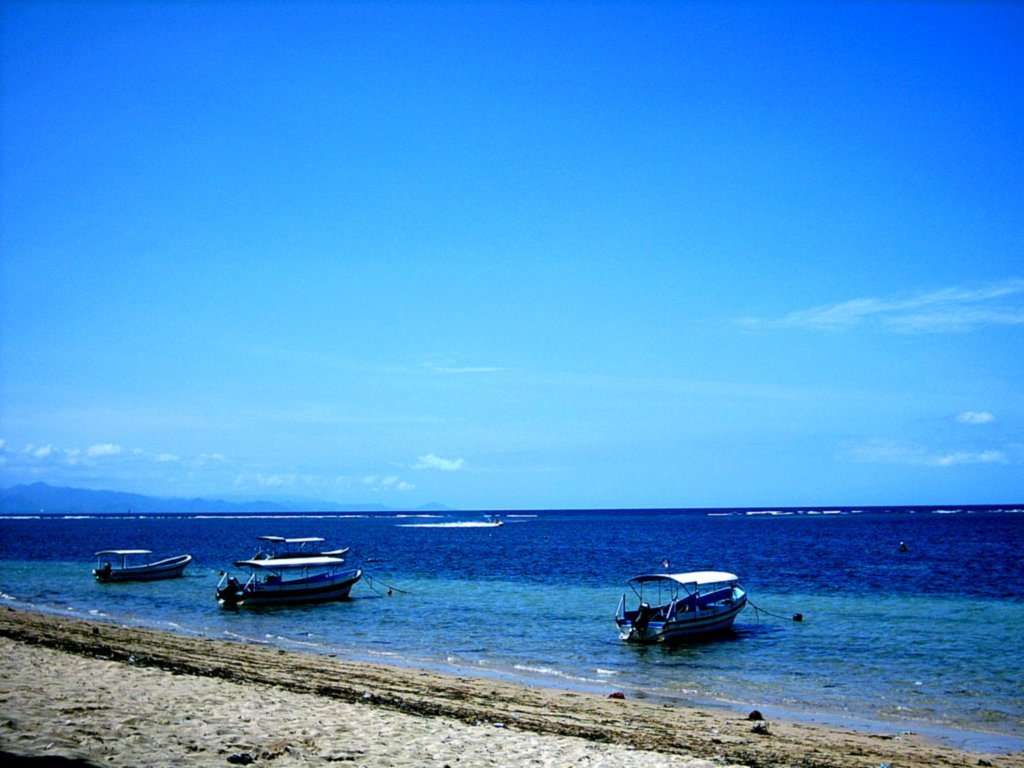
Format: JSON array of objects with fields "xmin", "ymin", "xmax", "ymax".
[
  {"xmin": 413, "ymin": 453, "xmax": 466, "ymax": 471},
  {"xmin": 236, "ymin": 472, "xmax": 297, "ymax": 489},
  {"xmin": 957, "ymin": 411, "xmax": 995, "ymax": 425},
  {"xmin": 848, "ymin": 439, "xmax": 1008, "ymax": 467},
  {"xmin": 2, "ymin": 439, "xmax": 224, "ymax": 478},
  {"xmin": 195, "ymin": 452, "xmax": 227, "ymax": 465},
  {"xmin": 424, "ymin": 362, "xmax": 506, "ymax": 375},
  {"xmin": 360, "ymin": 474, "xmax": 415, "ymax": 492},
  {"xmin": 739, "ymin": 279, "xmax": 1024, "ymax": 333},
  {"xmin": 86, "ymin": 443, "xmax": 123, "ymax": 458},
  {"xmin": 1, "ymin": 436, "xmax": 427, "ymax": 500}
]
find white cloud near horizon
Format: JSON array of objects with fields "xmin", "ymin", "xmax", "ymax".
[
  {"xmin": 1, "ymin": 440, "xmax": 217, "ymax": 472},
  {"xmin": 195, "ymin": 453, "xmax": 227, "ymax": 465},
  {"xmin": 739, "ymin": 279, "xmax": 1024, "ymax": 333},
  {"xmin": 413, "ymin": 453, "xmax": 466, "ymax": 471},
  {"xmin": 360, "ymin": 474, "xmax": 415, "ymax": 492},
  {"xmin": 86, "ymin": 443, "xmax": 123, "ymax": 458},
  {"xmin": 235, "ymin": 472, "xmax": 297, "ymax": 488},
  {"xmin": 848, "ymin": 439, "xmax": 1008, "ymax": 467},
  {"xmin": 0, "ymin": 437, "xmax": 425, "ymax": 499},
  {"xmin": 957, "ymin": 411, "xmax": 995, "ymax": 425}
]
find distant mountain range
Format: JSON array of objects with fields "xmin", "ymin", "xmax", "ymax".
[{"xmin": 0, "ymin": 482, "xmax": 451, "ymax": 515}]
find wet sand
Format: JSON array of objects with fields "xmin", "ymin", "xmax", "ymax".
[{"xmin": 1, "ymin": 606, "xmax": 1020, "ymax": 767}]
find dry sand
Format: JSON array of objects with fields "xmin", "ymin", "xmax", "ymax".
[{"xmin": 1, "ymin": 606, "xmax": 1020, "ymax": 768}]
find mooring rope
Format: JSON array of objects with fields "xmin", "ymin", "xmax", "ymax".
[
  {"xmin": 747, "ymin": 596, "xmax": 803, "ymax": 623},
  {"xmin": 362, "ymin": 571, "xmax": 415, "ymax": 596}
]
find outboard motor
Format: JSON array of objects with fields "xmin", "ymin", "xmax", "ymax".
[{"xmin": 216, "ymin": 575, "xmax": 243, "ymax": 608}]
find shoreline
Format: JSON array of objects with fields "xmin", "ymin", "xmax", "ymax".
[
  {"xmin": 57, "ymin": 601, "xmax": 1024, "ymax": 755},
  {"xmin": 306, "ymin": 638, "xmax": 1024, "ymax": 756},
  {"xmin": 1, "ymin": 606, "xmax": 1021, "ymax": 768}
]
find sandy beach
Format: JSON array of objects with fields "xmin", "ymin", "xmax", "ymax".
[{"xmin": 0, "ymin": 607, "xmax": 1020, "ymax": 768}]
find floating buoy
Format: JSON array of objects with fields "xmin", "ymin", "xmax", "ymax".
[
  {"xmin": 608, "ymin": 691, "xmax": 626, "ymax": 699},
  {"xmin": 792, "ymin": 613, "xmax": 803, "ymax": 622}
]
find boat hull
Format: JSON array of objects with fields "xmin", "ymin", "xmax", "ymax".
[
  {"xmin": 94, "ymin": 554, "xmax": 193, "ymax": 583},
  {"xmin": 618, "ymin": 594, "xmax": 747, "ymax": 644},
  {"xmin": 218, "ymin": 568, "xmax": 362, "ymax": 608}
]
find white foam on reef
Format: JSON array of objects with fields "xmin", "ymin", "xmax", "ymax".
[
  {"xmin": 398, "ymin": 521, "xmax": 501, "ymax": 528},
  {"xmin": 192, "ymin": 518, "xmax": 368, "ymax": 524}
]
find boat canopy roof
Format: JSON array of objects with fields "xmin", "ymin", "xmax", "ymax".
[
  {"xmin": 256, "ymin": 536, "xmax": 325, "ymax": 544},
  {"xmin": 95, "ymin": 549, "xmax": 151, "ymax": 556},
  {"xmin": 234, "ymin": 555, "xmax": 346, "ymax": 569},
  {"xmin": 629, "ymin": 571, "xmax": 739, "ymax": 587}
]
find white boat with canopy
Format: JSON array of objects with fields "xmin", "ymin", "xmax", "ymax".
[
  {"xmin": 216, "ymin": 555, "xmax": 361, "ymax": 608},
  {"xmin": 615, "ymin": 571, "xmax": 747, "ymax": 644},
  {"xmin": 93, "ymin": 550, "xmax": 192, "ymax": 582},
  {"xmin": 249, "ymin": 536, "xmax": 350, "ymax": 560}
]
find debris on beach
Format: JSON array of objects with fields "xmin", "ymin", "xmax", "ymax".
[{"xmin": 748, "ymin": 710, "xmax": 770, "ymax": 735}]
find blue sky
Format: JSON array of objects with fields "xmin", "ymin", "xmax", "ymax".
[{"xmin": 1, "ymin": 1, "xmax": 1021, "ymax": 509}]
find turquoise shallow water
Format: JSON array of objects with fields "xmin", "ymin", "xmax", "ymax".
[{"xmin": 1, "ymin": 506, "xmax": 1022, "ymax": 750}]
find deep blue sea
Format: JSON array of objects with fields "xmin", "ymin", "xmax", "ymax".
[{"xmin": 1, "ymin": 506, "xmax": 1022, "ymax": 751}]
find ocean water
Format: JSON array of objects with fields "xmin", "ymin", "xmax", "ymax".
[{"xmin": 1, "ymin": 506, "xmax": 1022, "ymax": 751}]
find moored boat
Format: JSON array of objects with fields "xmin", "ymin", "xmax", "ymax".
[
  {"xmin": 615, "ymin": 571, "xmax": 747, "ymax": 644},
  {"xmin": 249, "ymin": 536, "xmax": 350, "ymax": 560},
  {"xmin": 93, "ymin": 550, "xmax": 193, "ymax": 582},
  {"xmin": 216, "ymin": 555, "xmax": 361, "ymax": 608}
]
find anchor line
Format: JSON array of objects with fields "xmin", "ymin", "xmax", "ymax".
[
  {"xmin": 362, "ymin": 572, "xmax": 415, "ymax": 596},
  {"xmin": 746, "ymin": 596, "xmax": 803, "ymax": 623}
]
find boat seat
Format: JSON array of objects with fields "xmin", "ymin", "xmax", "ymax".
[
  {"xmin": 697, "ymin": 588, "xmax": 733, "ymax": 608},
  {"xmin": 677, "ymin": 595, "xmax": 697, "ymax": 612}
]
